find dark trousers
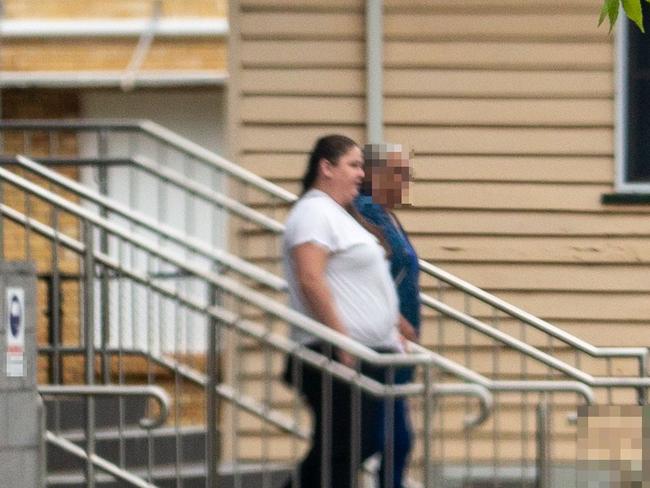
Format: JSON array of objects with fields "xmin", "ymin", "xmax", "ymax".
[
  {"xmin": 378, "ymin": 368, "xmax": 413, "ymax": 488},
  {"xmin": 283, "ymin": 343, "xmax": 411, "ymax": 488}
]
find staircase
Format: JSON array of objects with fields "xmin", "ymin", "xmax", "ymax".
[
  {"xmin": 44, "ymin": 395, "xmax": 291, "ymax": 488},
  {"xmin": 1, "ymin": 119, "xmax": 649, "ymax": 488}
]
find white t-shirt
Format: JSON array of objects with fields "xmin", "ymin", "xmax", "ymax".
[{"xmin": 283, "ymin": 189, "xmax": 400, "ymax": 350}]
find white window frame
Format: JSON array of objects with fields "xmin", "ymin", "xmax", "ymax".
[{"xmin": 615, "ymin": 16, "xmax": 650, "ymax": 193}]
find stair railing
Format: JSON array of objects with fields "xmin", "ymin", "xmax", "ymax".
[
  {"xmin": 14, "ymin": 154, "xmax": 286, "ymax": 291},
  {"xmin": 40, "ymin": 385, "xmax": 170, "ymax": 488},
  {"xmin": 7, "ymin": 149, "xmax": 637, "ymax": 486},
  {"xmin": 3, "ymin": 120, "xmax": 650, "ymax": 485},
  {"xmin": 45, "ymin": 432, "xmax": 158, "ymax": 488},
  {"xmin": 9, "ymin": 153, "xmax": 613, "ymax": 487},
  {"xmin": 39, "ymin": 384, "xmax": 170, "ymax": 429},
  {"xmin": 7, "ymin": 155, "xmax": 635, "ymax": 386},
  {"xmin": 3, "ymin": 120, "xmax": 643, "ymax": 373},
  {"xmin": 0, "ymin": 162, "xmax": 495, "ymax": 488},
  {"xmin": 11, "ymin": 155, "xmax": 601, "ymax": 397},
  {"xmin": 0, "ymin": 152, "xmax": 628, "ymax": 488}
]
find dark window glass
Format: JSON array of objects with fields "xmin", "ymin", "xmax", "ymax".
[{"xmin": 626, "ymin": 4, "xmax": 650, "ymax": 182}]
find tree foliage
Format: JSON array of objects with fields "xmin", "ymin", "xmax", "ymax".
[{"xmin": 600, "ymin": 0, "xmax": 649, "ymax": 32}]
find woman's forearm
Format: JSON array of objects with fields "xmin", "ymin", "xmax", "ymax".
[
  {"xmin": 299, "ymin": 277, "xmax": 349, "ymax": 337},
  {"xmin": 292, "ymin": 243, "xmax": 355, "ymax": 365}
]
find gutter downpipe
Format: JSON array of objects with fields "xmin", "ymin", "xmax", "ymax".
[{"xmin": 366, "ymin": 0, "xmax": 384, "ymax": 143}]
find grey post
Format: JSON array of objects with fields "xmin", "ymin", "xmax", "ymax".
[
  {"xmin": 535, "ymin": 402, "xmax": 551, "ymax": 488},
  {"xmin": 0, "ymin": 261, "xmax": 41, "ymax": 488}
]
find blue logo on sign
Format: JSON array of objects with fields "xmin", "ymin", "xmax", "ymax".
[{"xmin": 9, "ymin": 295, "xmax": 21, "ymax": 337}]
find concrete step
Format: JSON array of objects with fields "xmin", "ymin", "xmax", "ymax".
[
  {"xmin": 46, "ymin": 461, "xmax": 293, "ymax": 488},
  {"xmin": 44, "ymin": 395, "xmax": 148, "ymax": 431},
  {"xmin": 47, "ymin": 425, "xmax": 206, "ymax": 472}
]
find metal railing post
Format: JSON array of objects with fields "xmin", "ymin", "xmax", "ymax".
[
  {"xmin": 638, "ymin": 352, "xmax": 648, "ymax": 405},
  {"xmin": 48, "ymin": 205, "xmax": 64, "ymax": 387},
  {"xmin": 423, "ymin": 364, "xmax": 434, "ymax": 488},
  {"xmin": 535, "ymin": 402, "xmax": 551, "ymax": 488},
  {"xmin": 207, "ymin": 316, "xmax": 220, "ymax": 488},
  {"xmin": 83, "ymin": 220, "xmax": 96, "ymax": 488},
  {"xmin": 97, "ymin": 129, "xmax": 112, "ymax": 384}
]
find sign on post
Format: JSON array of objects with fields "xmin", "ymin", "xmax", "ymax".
[{"xmin": 6, "ymin": 287, "xmax": 25, "ymax": 377}]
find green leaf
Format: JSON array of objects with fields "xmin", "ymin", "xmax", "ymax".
[
  {"xmin": 598, "ymin": 0, "xmax": 620, "ymax": 33},
  {"xmin": 623, "ymin": 0, "xmax": 644, "ymax": 32}
]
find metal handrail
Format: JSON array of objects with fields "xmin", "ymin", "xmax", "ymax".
[
  {"xmin": 14, "ymin": 155, "xmax": 286, "ymax": 290},
  {"xmin": 45, "ymin": 431, "xmax": 158, "ymax": 488},
  {"xmin": 7, "ymin": 156, "xmax": 603, "ymax": 397},
  {"xmin": 36, "ymin": 344, "xmax": 311, "ymax": 440},
  {"xmin": 2, "ymin": 119, "xmax": 642, "ymax": 364},
  {"xmin": 8, "ymin": 154, "xmax": 284, "ymax": 234},
  {"xmin": 38, "ymin": 384, "xmax": 170, "ymax": 429},
  {"xmin": 3, "ymin": 155, "xmax": 645, "ymax": 395},
  {"xmin": 14, "ymin": 154, "xmax": 634, "ymax": 382},
  {"xmin": 420, "ymin": 295, "xmax": 650, "ymax": 391},
  {"xmin": 0, "ymin": 209, "xmax": 497, "ymax": 436},
  {"xmin": 422, "ymin": 295, "xmax": 593, "ymax": 384},
  {"xmin": 408, "ymin": 342, "xmax": 595, "ymax": 419},
  {"xmin": 0, "ymin": 121, "xmax": 647, "ymax": 388},
  {"xmin": 151, "ymin": 349, "xmax": 492, "ymax": 430},
  {"xmin": 136, "ymin": 123, "xmax": 650, "ymax": 364},
  {"xmin": 0, "ymin": 203, "xmax": 422, "ymax": 394},
  {"xmin": 0, "ymin": 165, "xmax": 432, "ymax": 368},
  {"xmin": 0, "ymin": 201, "xmax": 493, "ymax": 427},
  {"xmin": 130, "ymin": 154, "xmax": 285, "ymax": 234},
  {"xmin": 418, "ymin": 260, "xmax": 648, "ymax": 361},
  {"xmin": 138, "ymin": 121, "xmax": 649, "ymax": 364},
  {"xmin": 0, "ymin": 119, "xmax": 297, "ymax": 202},
  {"xmin": 0, "ymin": 119, "xmax": 148, "ymax": 130}
]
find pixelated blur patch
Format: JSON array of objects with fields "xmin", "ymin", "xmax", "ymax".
[{"xmin": 576, "ymin": 405, "xmax": 649, "ymax": 487}]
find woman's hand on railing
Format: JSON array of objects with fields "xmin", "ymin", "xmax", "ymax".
[
  {"xmin": 398, "ymin": 315, "xmax": 418, "ymax": 344},
  {"xmin": 336, "ymin": 348, "xmax": 357, "ymax": 368}
]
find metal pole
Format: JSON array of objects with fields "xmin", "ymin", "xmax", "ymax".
[
  {"xmin": 535, "ymin": 402, "xmax": 550, "ymax": 488},
  {"xmin": 83, "ymin": 220, "xmax": 96, "ymax": 488},
  {"xmin": 49, "ymin": 208, "xmax": 63, "ymax": 385},
  {"xmin": 207, "ymin": 316, "xmax": 220, "ymax": 488},
  {"xmin": 423, "ymin": 364, "xmax": 434, "ymax": 488},
  {"xmin": 97, "ymin": 129, "xmax": 112, "ymax": 384},
  {"xmin": 638, "ymin": 352, "xmax": 648, "ymax": 405},
  {"xmin": 366, "ymin": 0, "xmax": 384, "ymax": 143}
]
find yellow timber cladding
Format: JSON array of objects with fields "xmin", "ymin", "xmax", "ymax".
[
  {"xmin": 229, "ymin": 0, "xmax": 650, "ymax": 464},
  {"xmin": 2, "ymin": 0, "xmax": 227, "ymax": 73},
  {"xmin": 231, "ymin": 0, "xmax": 649, "ymax": 349}
]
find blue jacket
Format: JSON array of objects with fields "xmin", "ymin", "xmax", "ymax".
[{"xmin": 354, "ymin": 195, "xmax": 421, "ymax": 331}]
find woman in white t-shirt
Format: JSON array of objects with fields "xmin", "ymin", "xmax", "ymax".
[{"xmin": 282, "ymin": 135, "xmax": 403, "ymax": 488}]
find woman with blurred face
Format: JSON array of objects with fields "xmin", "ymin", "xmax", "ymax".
[
  {"xmin": 282, "ymin": 135, "xmax": 403, "ymax": 488},
  {"xmin": 354, "ymin": 143, "xmax": 420, "ymax": 488}
]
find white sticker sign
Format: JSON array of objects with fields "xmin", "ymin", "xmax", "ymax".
[{"xmin": 6, "ymin": 287, "xmax": 25, "ymax": 377}]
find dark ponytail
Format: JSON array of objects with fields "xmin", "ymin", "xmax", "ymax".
[{"xmin": 301, "ymin": 134, "xmax": 358, "ymax": 194}]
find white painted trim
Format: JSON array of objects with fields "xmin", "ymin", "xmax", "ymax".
[
  {"xmin": 0, "ymin": 18, "xmax": 228, "ymax": 38},
  {"xmin": 0, "ymin": 70, "xmax": 228, "ymax": 88},
  {"xmin": 615, "ymin": 17, "xmax": 650, "ymax": 193}
]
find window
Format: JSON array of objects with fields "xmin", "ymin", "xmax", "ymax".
[{"xmin": 616, "ymin": 6, "xmax": 650, "ymax": 193}]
